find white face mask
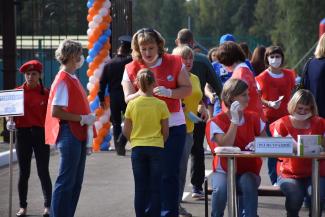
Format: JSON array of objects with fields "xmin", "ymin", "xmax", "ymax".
[
  {"xmin": 76, "ymin": 55, "xmax": 85, "ymax": 69},
  {"xmin": 144, "ymin": 54, "xmax": 159, "ymax": 65},
  {"xmin": 268, "ymin": 56, "xmax": 282, "ymax": 68},
  {"xmin": 292, "ymin": 112, "xmax": 312, "ymax": 121}
]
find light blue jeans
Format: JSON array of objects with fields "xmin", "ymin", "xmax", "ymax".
[
  {"xmin": 277, "ymin": 176, "xmax": 325, "ymax": 217},
  {"xmin": 51, "ymin": 124, "xmax": 87, "ymax": 217},
  {"xmin": 178, "ymin": 133, "xmax": 194, "ymax": 204},
  {"xmin": 211, "ymin": 171, "xmax": 261, "ymax": 217}
]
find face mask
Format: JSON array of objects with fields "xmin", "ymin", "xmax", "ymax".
[
  {"xmin": 292, "ymin": 112, "xmax": 312, "ymax": 121},
  {"xmin": 76, "ymin": 55, "xmax": 85, "ymax": 69},
  {"xmin": 268, "ymin": 56, "xmax": 282, "ymax": 68}
]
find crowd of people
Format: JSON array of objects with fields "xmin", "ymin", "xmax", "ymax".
[{"xmin": 8, "ymin": 29, "xmax": 325, "ymax": 217}]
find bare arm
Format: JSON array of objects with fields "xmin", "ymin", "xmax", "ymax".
[
  {"xmin": 122, "ymin": 80, "xmax": 141, "ymax": 104},
  {"xmin": 161, "ymin": 118, "xmax": 169, "ymax": 142},
  {"xmin": 52, "ymin": 105, "xmax": 81, "ymax": 122},
  {"xmin": 171, "ymin": 67, "xmax": 192, "ymax": 99},
  {"xmin": 204, "ymin": 83, "xmax": 215, "ymax": 102},
  {"xmin": 213, "ymin": 123, "xmax": 238, "ymax": 147},
  {"xmin": 122, "ymin": 118, "xmax": 132, "ymax": 141}
]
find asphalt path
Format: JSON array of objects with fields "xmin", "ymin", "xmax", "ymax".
[{"xmin": 0, "ymin": 149, "xmax": 314, "ymax": 217}]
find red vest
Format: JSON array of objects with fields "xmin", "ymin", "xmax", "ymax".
[
  {"xmin": 45, "ymin": 71, "xmax": 90, "ymax": 144},
  {"xmin": 206, "ymin": 111, "xmax": 262, "ymax": 175},
  {"xmin": 270, "ymin": 115, "xmax": 325, "ymax": 178},
  {"xmin": 14, "ymin": 83, "xmax": 49, "ymax": 128},
  {"xmin": 125, "ymin": 53, "xmax": 182, "ymax": 112},
  {"xmin": 256, "ymin": 69, "xmax": 295, "ymax": 123}
]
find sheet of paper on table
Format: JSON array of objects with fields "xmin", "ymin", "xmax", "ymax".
[{"xmin": 255, "ymin": 137, "xmax": 294, "ymax": 154}]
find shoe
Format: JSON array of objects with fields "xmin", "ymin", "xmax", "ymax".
[
  {"xmin": 115, "ymin": 134, "xmax": 126, "ymax": 156},
  {"xmin": 191, "ymin": 188, "xmax": 204, "ymax": 199},
  {"xmin": 16, "ymin": 208, "xmax": 27, "ymax": 216},
  {"xmin": 179, "ymin": 205, "xmax": 192, "ymax": 217},
  {"xmin": 43, "ymin": 207, "xmax": 50, "ymax": 217}
]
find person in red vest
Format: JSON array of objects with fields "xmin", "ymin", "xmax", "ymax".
[
  {"xmin": 270, "ymin": 89, "xmax": 325, "ymax": 217},
  {"xmin": 255, "ymin": 45, "xmax": 296, "ymax": 186},
  {"xmin": 206, "ymin": 78, "xmax": 266, "ymax": 217},
  {"xmin": 215, "ymin": 41, "xmax": 264, "ymax": 120},
  {"xmin": 122, "ymin": 28, "xmax": 192, "ymax": 217},
  {"xmin": 13, "ymin": 60, "xmax": 52, "ymax": 217},
  {"xmin": 45, "ymin": 39, "xmax": 96, "ymax": 217}
]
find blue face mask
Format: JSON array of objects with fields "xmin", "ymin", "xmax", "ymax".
[{"xmin": 187, "ymin": 112, "xmax": 203, "ymax": 123}]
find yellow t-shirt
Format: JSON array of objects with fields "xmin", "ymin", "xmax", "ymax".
[
  {"xmin": 125, "ymin": 96, "xmax": 170, "ymax": 148},
  {"xmin": 183, "ymin": 73, "xmax": 203, "ymax": 133}
]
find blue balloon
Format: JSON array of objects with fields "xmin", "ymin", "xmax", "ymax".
[
  {"xmin": 94, "ymin": 42, "xmax": 103, "ymax": 52},
  {"xmin": 104, "ymin": 29, "xmax": 111, "ymax": 37},
  {"xmin": 89, "ymin": 96, "xmax": 100, "ymax": 112},
  {"xmin": 89, "ymin": 49, "xmax": 97, "ymax": 58},
  {"xmin": 87, "ymin": 1, "xmax": 93, "ymax": 8},
  {"xmin": 86, "ymin": 56, "xmax": 93, "ymax": 63},
  {"xmin": 99, "ymin": 35, "xmax": 108, "ymax": 44},
  {"xmin": 104, "ymin": 133, "xmax": 112, "ymax": 142},
  {"xmin": 100, "ymin": 140, "xmax": 110, "ymax": 151}
]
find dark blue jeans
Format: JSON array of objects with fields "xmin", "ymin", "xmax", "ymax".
[
  {"xmin": 132, "ymin": 146, "xmax": 163, "ymax": 217},
  {"xmin": 51, "ymin": 124, "xmax": 87, "ymax": 217},
  {"xmin": 161, "ymin": 124, "xmax": 186, "ymax": 217}
]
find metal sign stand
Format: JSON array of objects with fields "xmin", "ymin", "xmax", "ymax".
[{"xmin": 8, "ymin": 117, "xmax": 15, "ymax": 217}]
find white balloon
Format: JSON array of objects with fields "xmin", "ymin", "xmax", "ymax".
[
  {"xmin": 95, "ymin": 121, "xmax": 103, "ymax": 131},
  {"xmin": 99, "ymin": 8, "xmax": 108, "ymax": 17},
  {"xmin": 87, "ymin": 28, "xmax": 93, "ymax": 36},
  {"xmin": 104, "ymin": 1, "xmax": 111, "ymax": 9},
  {"xmin": 94, "ymin": 69, "xmax": 102, "ymax": 79},
  {"xmin": 104, "ymin": 109, "xmax": 111, "ymax": 118},
  {"xmin": 89, "ymin": 21, "xmax": 98, "ymax": 29},
  {"xmin": 93, "ymin": 15, "xmax": 103, "ymax": 23},
  {"xmin": 89, "ymin": 75, "xmax": 98, "ymax": 84},
  {"xmin": 99, "ymin": 115, "xmax": 109, "ymax": 124},
  {"xmin": 87, "ymin": 82, "xmax": 94, "ymax": 91}
]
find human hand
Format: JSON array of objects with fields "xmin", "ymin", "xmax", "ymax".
[
  {"xmin": 198, "ymin": 105, "xmax": 209, "ymax": 122},
  {"xmin": 230, "ymin": 101, "xmax": 242, "ymax": 125},
  {"xmin": 245, "ymin": 141, "xmax": 255, "ymax": 151},
  {"xmin": 210, "ymin": 93, "xmax": 217, "ymax": 104},
  {"xmin": 6, "ymin": 118, "xmax": 16, "ymax": 131},
  {"xmin": 268, "ymin": 100, "xmax": 281, "ymax": 109},
  {"xmin": 80, "ymin": 114, "xmax": 96, "ymax": 126},
  {"xmin": 153, "ymin": 86, "xmax": 172, "ymax": 98}
]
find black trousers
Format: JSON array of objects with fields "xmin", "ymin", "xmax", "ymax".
[
  {"xmin": 15, "ymin": 127, "xmax": 52, "ymax": 208},
  {"xmin": 190, "ymin": 120, "xmax": 206, "ymax": 191},
  {"xmin": 110, "ymin": 91, "xmax": 127, "ymax": 146}
]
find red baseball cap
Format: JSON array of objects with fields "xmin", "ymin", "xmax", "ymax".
[{"xmin": 19, "ymin": 60, "xmax": 43, "ymax": 74}]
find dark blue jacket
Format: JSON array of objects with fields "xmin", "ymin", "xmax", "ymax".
[{"xmin": 304, "ymin": 57, "xmax": 325, "ymax": 118}]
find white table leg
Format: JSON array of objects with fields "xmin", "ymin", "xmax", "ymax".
[
  {"xmin": 312, "ymin": 158, "xmax": 320, "ymax": 217},
  {"xmin": 227, "ymin": 157, "xmax": 238, "ymax": 217}
]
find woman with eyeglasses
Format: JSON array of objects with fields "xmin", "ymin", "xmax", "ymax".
[
  {"xmin": 255, "ymin": 46, "xmax": 296, "ymax": 186},
  {"xmin": 122, "ymin": 28, "xmax": 192, "ymax": 217}
]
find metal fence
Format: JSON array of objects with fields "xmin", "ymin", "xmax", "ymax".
[{"xmin": 0, "ymin": 0, "xmax": 132, "ymax": 90}]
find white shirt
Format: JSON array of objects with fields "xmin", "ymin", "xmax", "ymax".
[{"xmin": 52, "ymin": 71, "xmax": 79, "ymax": 107}]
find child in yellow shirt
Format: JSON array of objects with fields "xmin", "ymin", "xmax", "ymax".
[{"xmin": 123, "ymin": 68, "xmax": 169, "ymax": 217}]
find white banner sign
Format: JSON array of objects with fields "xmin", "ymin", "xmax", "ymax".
[
  {"xmin": 0, "ymin": 89, "xmax": 24, "ymax": 117},
  {"xmin": 255, "ymin": 137, "xmax": 294, "ymax": 154}
]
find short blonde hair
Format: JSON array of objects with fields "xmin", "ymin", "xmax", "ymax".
[
  {"xmin": 172, "ymin": 45, "xmax": 194, "ymax": 59},
  {"xmin": 131, "ymin": 28, "xmax": 165, "ymax": 61},
  {"xmin": 221, "ymin": 78, "xmax": 248, "ymax": 108},
  {"xmin": 287, "ymin": 89, "xmax": 318, "ymax": 116},
  {"xmin": 55, "ymin": 39, "xmax": 82, "ymax": 65},
  {"xmin": 314, "ymin": 33, "xmax": 325, "ymax": 59}
]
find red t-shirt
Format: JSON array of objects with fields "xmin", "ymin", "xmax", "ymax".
[
  {"xmin": 14, "ymin": 83, "xmax": 49, "ymax": 128},
  {"xmin": 270, "ymin": 115, "xmax": 325, "ymax": 178},
  {"xmin": 256, "ymin": 69, "xmax": 295, "ymax": 123}
]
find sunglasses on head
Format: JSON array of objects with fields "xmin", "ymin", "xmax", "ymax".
[{"xmin": 136, "ymin": 28, "xmax": 156, "ymax": 35}]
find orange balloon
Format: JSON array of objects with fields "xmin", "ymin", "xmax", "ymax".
[
  {"xmin": 87, "ymin": 14, "xmax": 94, "ymax": 22},
  {"xmin": 93, "ymin": 2, "xmax": 102, "ymax": 10},
  {"xmin": 88, "ymin": 95, "xmax": 95, "ymax": 102},
  {"xmin": 103, "ymin": 123, "xmax": 111, "ymax": 129},
  {"xmin": 88, "ymin": 8, "xmax": 96, "ymax": 16},
  {"xmin": 87, "ymin": 69, "xmax": 94, "ymax": 77}
]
